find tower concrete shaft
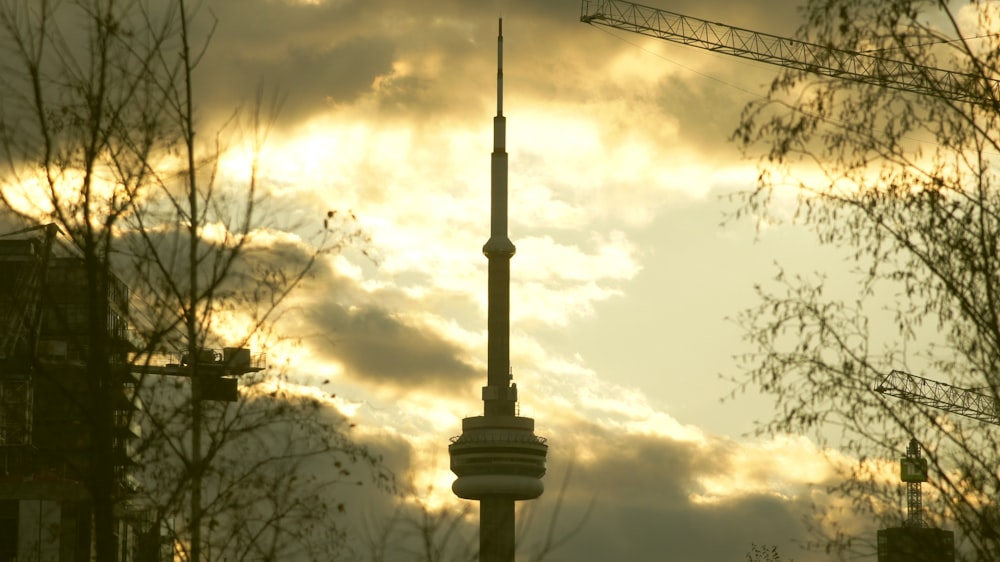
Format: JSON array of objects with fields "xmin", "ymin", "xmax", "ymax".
[{"xmin": 449, "ymin": 19, "xmax": 547, "ymax": 562}]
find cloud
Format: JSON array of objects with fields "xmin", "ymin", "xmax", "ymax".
[
  {"xmin": 331, "ymin": 411, "xmax": 864, "ymax": 562},
  {"xmin": 104, "ymin": 222, "xmax": 482, "ymax": 397},
  {"xmin": 189, "ymin": 0, "xmax": 526, "ymax": 126},
  {"xmin": 508, "ymin": 423, "xmax": 854, "ymax": 562},
  {"xmin": 225, "ymin": 380, "xmax": 868, "ymax": 562},
  {"xmin": 0, "ymin": 1, "xmax": 890, "ymax": 559},
  {"xmin": 189, "ymin": 0, "xmax": 401, "ymax": 125},
  {"xmin": 112, "ymin": 223, "xmax": 477, "ymax": 395},
  {"xmin": 185, "ymin": 0, "xmax": 805, "ymax": 151},
  {"xmin": 133, "ymin": 372, "xmax": 863, "ymax": 562},
  {"xmin": 305, "ymin": 296, "xmax": 479, "ymax": 390},
  {"xmin": 272, "ymin": 249, "xmax": 481, "ymax": 394}
]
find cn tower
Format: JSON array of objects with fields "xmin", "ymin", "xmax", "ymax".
[{"xmin": 449, "ymin": 18, "xmax": 548, "ymax": 562}]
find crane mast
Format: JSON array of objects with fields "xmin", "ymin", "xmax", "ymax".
[
  {"xmin": 580, "ymin": 0, "xmax": 1000, "ymax": 107},
  {"xmin": 901, "ymin": 438, "xmax": 929, "ymax": 528}
]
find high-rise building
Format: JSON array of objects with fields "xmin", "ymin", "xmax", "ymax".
[
  {"xmin": 877, "ymin": 527, "xmax": 955, "ymax": 562},
  {"xmin": 0, "ymin": 226, "xmax": 150, "ymax": 562},
  {"xmin": 448, "ymin": 20, "xmax": 548, "ymax": 562}
]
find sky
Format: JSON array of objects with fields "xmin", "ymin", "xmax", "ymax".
[
  {"xmin": 1, "ymin": 0, "xmax": 933, "ymax": 559},
  {"xmin": 180, "ymin": 0, "xmax": 889, "ymax": 559}
]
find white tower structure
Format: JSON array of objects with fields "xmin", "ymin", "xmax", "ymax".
[{"xmin": 448, "ymin": 19, "xmax": 548, "ymax": 562}]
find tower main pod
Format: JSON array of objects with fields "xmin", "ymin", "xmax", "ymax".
[{"xmin": 448, "ymin": 19, "xmax": 548, "ymax": 562}]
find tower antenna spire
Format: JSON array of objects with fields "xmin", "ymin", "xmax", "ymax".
[{"xmin": 497, "ymin": 18, "xmax": 503, "ymax": 116}]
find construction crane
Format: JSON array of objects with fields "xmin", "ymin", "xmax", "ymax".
[
  {"xmin": 875, "ymin": 369, "xmax": 1000, "ymax": 427},
  {"xmin": 580, "ymin": 4, "xmax": 975, "ymax": 556},
  {"xmin": 875, "ymin": 369, "xmax": 999, "ymax": 525},
  {"xmin": 580, "ymin": 0, "xmax": 1000, "ymax": 108},
  {"xmin": 874, "ymin": 370, "xmax": 981, "ymax": 560},
  {"xmin": 580, "ymin": 0, "xmax": 1000, "ymax": 429},
  {"xmin": 133, "ymin": 347, "xmax": 265, "ymax": 402}
]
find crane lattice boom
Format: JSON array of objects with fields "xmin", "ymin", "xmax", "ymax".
[
  {"xmin": 580, "ymin": 0, "xmax": 1000, "ymax": 107},
  {"xmin": 874, "ymin": 369, "xmax": 1000, "ymax": 426}
]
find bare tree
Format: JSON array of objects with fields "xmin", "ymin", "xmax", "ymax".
[
  {"xmin": 732, "ymin": 0, "xmax": 1000, "ymax": 560},
  {"xmin": 355, "ymin": 464, "xmax": 590, "ymax": 562},
  {"xmin": 0, "ymin": 1, "xmax": 380, "ymax": 560},
  {"xmin": 0, "ymin": 1, "xmax": 179, "ymax": 558},
  {"xmin": 517, "ymin": 463, "xmax": 594, "ymax": 562}
]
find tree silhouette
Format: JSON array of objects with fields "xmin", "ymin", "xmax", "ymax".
[
  {"xmin": 733, "ymin": 0, "xmax": 1000, "ymax": 559},
  {"xmin": 0, "ymin": 1, "xmax": 379, "ymax": 560}
]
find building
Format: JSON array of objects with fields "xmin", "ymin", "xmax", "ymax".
[
  {"xmin": 877, "ymin": 527, "xmax": 955, "ymax": 562},
  {"xmin": 0, "ymin": 226, "xmax": 152, "ymax": 562},
  {"xmin": 448, "ymin": 20, "xmax": 548, "ymax": 562}
]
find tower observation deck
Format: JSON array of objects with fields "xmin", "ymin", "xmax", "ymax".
[{"xmin": 448, "ymin": 18, "xmax": 548, "ymax": 562}]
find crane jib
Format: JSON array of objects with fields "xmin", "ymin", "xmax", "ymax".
[
  {"xmin": 580, "ymin": 0, "xmax": 1000, "ymax": 108},
  {"xmin": 876, "ymin": 370, "xmax": 1000, "ymax": 427}
]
